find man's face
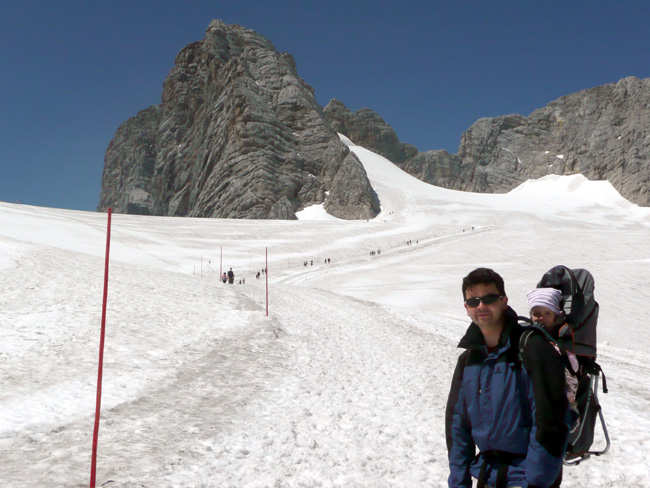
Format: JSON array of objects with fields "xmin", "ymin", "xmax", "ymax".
[{"xmin": 464, "ymin": 283, "xmax": 508, "ymax": 329}]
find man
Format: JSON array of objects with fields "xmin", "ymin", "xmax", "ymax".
[{"xmin": 445, "ymin": 268, "xmax": 568, "ymax": 488}]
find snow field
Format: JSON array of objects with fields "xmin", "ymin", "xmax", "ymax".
[{"xmin": 1, "ymin": 137, "xmax": 650, "ymax": 486}]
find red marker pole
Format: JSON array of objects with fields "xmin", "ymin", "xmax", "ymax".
[
  {"xmin": 265, "ymin": 247, "xmax": 269, "ymax": 317},
  {"xmin": 90, "ymin": 208, "xmax": 112, "ymax": 488}
]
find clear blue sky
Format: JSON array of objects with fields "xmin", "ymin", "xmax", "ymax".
[{"xmin": 1, "ymin": 0, "xmax": 648, "ymax": 211}]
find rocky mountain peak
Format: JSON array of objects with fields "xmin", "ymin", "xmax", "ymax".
[{"xmin": 98, "ymin": 20, "xmax": 379, "ymax": 219}]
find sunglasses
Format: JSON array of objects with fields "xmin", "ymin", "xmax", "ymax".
[{"xmin": 465, "ymin": 293, "xmax": 504, "ymax": 308}]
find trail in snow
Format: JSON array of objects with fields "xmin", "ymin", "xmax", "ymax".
[
  {"xmin": 1, "ymin": 251, "xmax": 286, "ymax": 487},
  {"xmin": 162, "ymin": 281, "xmax": 454, "ymax": 487}
]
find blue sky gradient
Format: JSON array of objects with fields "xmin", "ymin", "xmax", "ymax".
[{"xmin": 2, "ymin": 0, "xmax": 649, "ymax": 211}]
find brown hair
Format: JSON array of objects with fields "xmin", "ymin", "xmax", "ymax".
[{"xmin": 462, "ymin": 267, "xmax": 506, "ymax": 298}]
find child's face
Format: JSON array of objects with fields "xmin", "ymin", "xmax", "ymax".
[{"xmin": 530, "ymin": 306, "xmax": 557, "ymax": 329}]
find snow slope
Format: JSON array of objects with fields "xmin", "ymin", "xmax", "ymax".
[{"xmin": 1, "ymin": 137, "xmax": 649, "ymax": 487}]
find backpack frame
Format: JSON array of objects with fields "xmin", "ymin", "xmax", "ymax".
[
  {"xmin": 521, "ymin": 264, "xmax": 611, "ymax": 465},
  {"xmin": 518, "ymin": 320, "xmax": 610, "ymax": 465}
]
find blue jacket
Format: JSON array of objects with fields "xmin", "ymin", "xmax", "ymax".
[{"xmin": 445, "ymin": 308, "xmax": 568, "ymax": 488}]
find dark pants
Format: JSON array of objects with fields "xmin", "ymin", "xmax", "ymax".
[
  {"xmin": 522, "ymin": 469, "xmax": 562, "ymax": 488},
  {"xmin": 479, "ymin": 466, "xmax": 562, "ymax": 487}
]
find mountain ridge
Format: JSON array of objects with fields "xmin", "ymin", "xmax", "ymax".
[
  {"xmin": 99, "ymin": 20, "xmax": 649, "ymax": 218},
  {"xmin": 327, "ymin": 76, "xmax": 649, "ymax": 206}
]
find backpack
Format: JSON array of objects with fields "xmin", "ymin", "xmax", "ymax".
[{"xmin": 519, "ymin": 265, "xmax": 610, "ymax": 466}]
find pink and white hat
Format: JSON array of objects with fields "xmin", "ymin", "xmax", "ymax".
[{"xmin": 527, "ymin": 287, "xmax": 563, "ymax": 314}]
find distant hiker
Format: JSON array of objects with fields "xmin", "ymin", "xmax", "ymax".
[
  {"xmin": 221, "ymin": 272, "xmax": 227, "ymax": 284},
  {"xmin": 227, "ymin": 268, "xmax": 234, "ymax": 284},
  {"xmin": 446, "ymin": 268, "xmax": 567, "ymax": 488},
  {"xmin": 256, "ymin": 271, "xmax": 260, "ymax": 279}
]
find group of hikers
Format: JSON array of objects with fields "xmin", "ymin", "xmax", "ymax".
[
  {"xmin": 221, "ymin": 268, "xmax": 235, "ymax": 284},
  {"xmin": 446, "ymin": 267, "xmax": 605, "ymax": 488},
  {"xmin": 303, "ymin": 258, "xmax": 333, "ymax": 266},
  {"xmin": 221, "ymin": 267, "xmax": 269, "ymax": 283}
]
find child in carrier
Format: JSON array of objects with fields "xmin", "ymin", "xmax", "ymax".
[{"xmin": 526, "ymin": 287, "xmax": 580, "ymax": 431}]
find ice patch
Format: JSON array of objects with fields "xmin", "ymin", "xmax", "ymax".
[
  {"xmin": 338, "ymin": 133, "xmax": 355, "ymax": 146},
  {"xmin": 296, "ymin": 204, "xmax": 342, "ymax": 221},
  {"xmin": 505, "ymin": 174, "xmax": 633, "ymax": 211}
]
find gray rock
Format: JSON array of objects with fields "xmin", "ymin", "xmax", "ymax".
[
  {"xmin": 327, "ymin": 78, "xmax": 649, "ymax": 207},
  {"xmin": 400, "ymin": 150, "xmax": 463, "ymax": 189},
  {"xmin": 323, "ymin": 99, "xmax": 417, "ymax": 164},
  {"xmin": 456, "ymin": 76, "xmax": 650, "ymax": 205},
  {"xmin": 323, "ymin": 99, "xmax": 468, "ymax": 191},
  {"xmin": 326, "ymin": 151, "xmax": 380, "ymax": 220},
  {"xmin": 97, "ymin": 106, "xmax": 161, "ymax": 215},
  {"xmin": 98, "ymin": 20, "xmax": 380, "ymax": 219}
]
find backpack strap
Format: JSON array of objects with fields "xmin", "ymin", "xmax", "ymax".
[
  {"xmin": 561, "ymin": 354, "xmax": 579, "ymax": 377},
  {"xmin": 476, "ymin": 451, "xmax": 524, "ymax": 488},
  {"xmin": 599, "ymin": 364, "xmax": 608, "ymax": 394},
  {"xmin": 518, "ymin": 328, "xmax": 535, "ymax": 364},
  {"xmin": 518, "ymin": 318, "xmax": 573, "ymax": 366},
  {"xmin": 518, "ymin": 318, "xmax": 559, "ymax": 361}
]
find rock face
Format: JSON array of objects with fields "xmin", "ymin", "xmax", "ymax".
[
  {"xmin": 323, "ymin": 99, "xmax": 418, "ymax": 164},
  {"xmin": 400, "ymin": 150, "xmax": 462, "ymax": 189},
  {"xmin": 322, "ymin": 99, "xmax": 465, "ymax": 190},
  {"xmin": 328, "ymin": 77, "xmax": 649, "ymax": 207},
  {"xmin": 98, "ymin": 20, "xmax": 379, "ymax": 219},
  {"xmin": 455, "ymin": 76, "xmax": 650, "ymax": 205}
]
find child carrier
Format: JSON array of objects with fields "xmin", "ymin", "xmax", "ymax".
[{"xmin": 521, "ymin": 265, "xmax": 610, "ymax": 466}]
